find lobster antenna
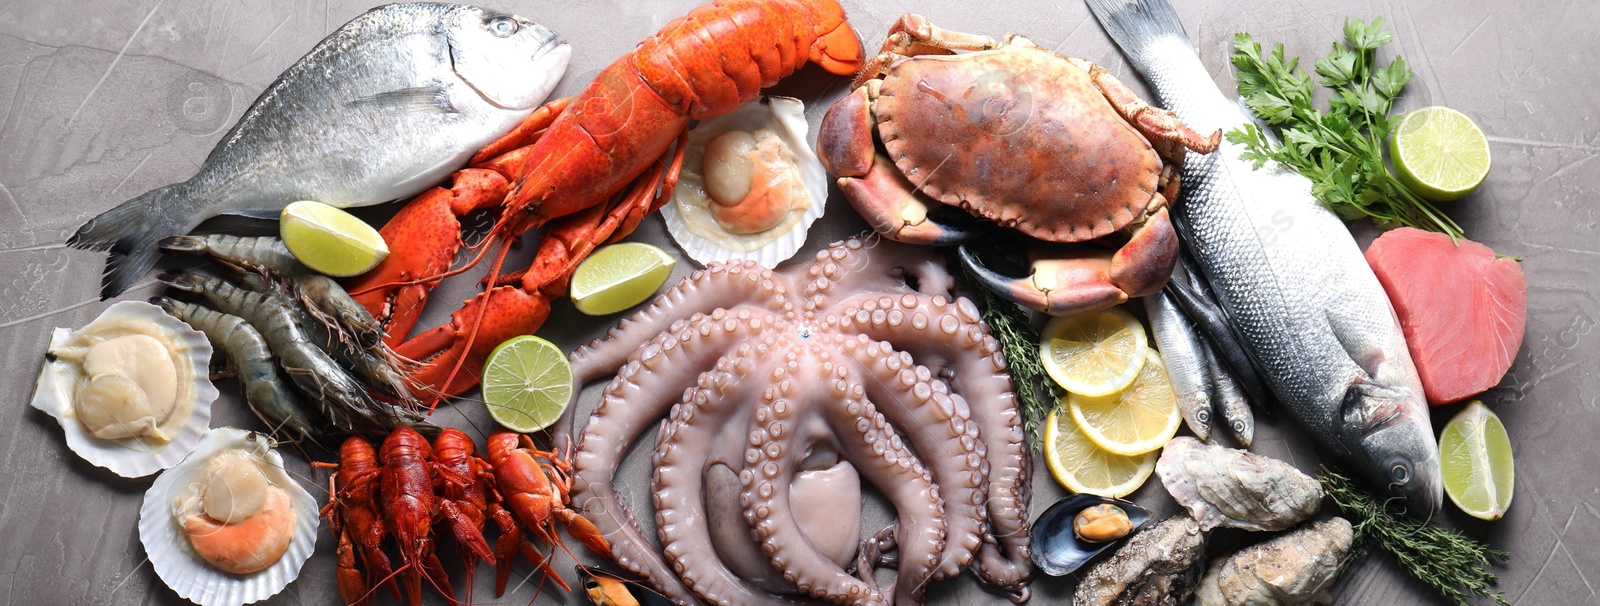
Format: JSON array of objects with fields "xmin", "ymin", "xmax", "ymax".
[{"xmin": 432, "ymin": 233, "xmax": 515, "ymax": 413}]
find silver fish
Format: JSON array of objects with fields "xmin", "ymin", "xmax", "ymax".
[
  {"xmin": 1088, "ymin": 0, "xmax": 1442, "ymax": 516},
  {"xmin": 1204, "ymin": 340, "xmax": 1254, "ymax": 446},
  {"xmin": 1143, "ymin": 291, "xmax": 1213, "ymax": 441},
  {"xmin": 70, "ymin": 3, "xmax": 571, "ymax": 298},
  {"xmin": 1194, "ymin": 517, "xmax": 1354, "ymax": 606}
]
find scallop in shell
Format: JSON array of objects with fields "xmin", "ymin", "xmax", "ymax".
[
  {"xmin": 663, "ymin": 96, "xmax": 827, "ymax": 268},
  {"xmin": 140, "ymin": 427, "xmax": 318, "ymax": 606},
  {"xmin": 30, "ymin": 300, "xmax": 217, "ymax": 478}
]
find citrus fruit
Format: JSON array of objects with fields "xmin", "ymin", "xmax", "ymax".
[
  {"xmin": 481, "ymin": 335, "xmax": 573, "ymax": 433},
  {"xmin": 570, "ymin": 242, "xmax": 677, "ymax": 316},
  {"xmin": 1439, "ymin": 400, "xmax": 1514, "ymax": 520},
  {"xmin": 1391, "ymin": 106, "xmax": 1491, "ymax": 202},
  {"xmin": 279, "ymin": 200, "xmax": 389, "ymax": 277},
  {"xmin": 1043, "ymin": 404, "xmax": 1158, "ymax": 498},
  {"xmin": 1040, "ymin": 307, "xmax": 1148, "ymax": 397},
  {"xmin": 1067, "ymin": 350, "xmax": 1181, "ymax": 456}
]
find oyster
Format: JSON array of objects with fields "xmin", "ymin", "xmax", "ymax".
[
  {"xmin": 31, "ymin": 301, "xmax": 217, "ymax": 477},
  {"xmin": 662, "ymin": 96, "xmax": 827, "ymax": 268},
  {"xmin": 1074, "ymin": 515, "xmax": 1208, "ymax": 606},
  {"xmin": 1031, "ymin": 493, "xmax": 1151, "ymax": 576},
  {"xmin": 140, "ymin": 427, "xmax": 318, "ymax": 606},
  {"xmin": 1157, "ymin": 437, "xmax": 1322, "ymax": 532},
  {"xmin": 1195, "ymin": 517, "xmax": 1355, "ymax": 606}
]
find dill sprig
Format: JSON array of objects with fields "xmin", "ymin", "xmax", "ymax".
[
  {"xmin": 958, "ymin": 263, "xmax": 1061, "ymax": 449},
  {"xmin": 1319, "ymin": 467, "xmax": 1510, "ymax": 606},
  {"xmin": 1229, "ymin": 18, "xmax": 1464, "ymax": 238}
]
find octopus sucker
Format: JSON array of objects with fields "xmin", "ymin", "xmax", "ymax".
[{"xmin": 568, "ymin": 238, "xmax": 1033, "ymax": 604}]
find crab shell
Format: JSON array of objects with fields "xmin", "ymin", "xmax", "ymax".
[
  {"xmin": 139, "ymin": 427, "xmax": 318, "ymax": 606},
  {"xmin": 30, "ymin": 300, "xmax": 218, "ymax": 478}
]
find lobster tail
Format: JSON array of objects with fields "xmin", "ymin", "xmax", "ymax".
[{"xmin": 803, "ymin": 0, "xmax": 863, "ymax": 75}]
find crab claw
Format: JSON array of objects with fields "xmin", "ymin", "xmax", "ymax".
[{"xmin": 959, "ymin": 246, "xmax": 1128, "ymax": 317}]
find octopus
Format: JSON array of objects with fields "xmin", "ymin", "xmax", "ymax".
[{"xmin": 563, "ymin": 237, "xmax": 1033, "ymax": 605}]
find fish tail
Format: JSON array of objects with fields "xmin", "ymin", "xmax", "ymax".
[
  {"xmin": 68, "ymin": 182, "xmax": 200, "ymax": 299},
  {"xmin": 1085, "ymin": 0, "xmax": 1190, "ymax": 74}
]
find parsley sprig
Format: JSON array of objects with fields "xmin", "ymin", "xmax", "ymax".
[{"xmin": 1228, "ymin": 18, "xmax": 1464, "ymax": 238}]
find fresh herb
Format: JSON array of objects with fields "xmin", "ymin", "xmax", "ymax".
[
  {"xmin": 959, "ymin": 262, "xmax": 1062, "ymax": 448},
  {"xmin": 1320, "ymin": 467, "xmax": 1509, "ymax": 606},
  {"xmin": 1229, "ymin": 18, "xmax": 1464, "ymax": 238}
]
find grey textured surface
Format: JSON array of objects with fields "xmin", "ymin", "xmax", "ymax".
[{"xmin": 1, "ymin": 0, "xmax": 1595, "ymax": 605}]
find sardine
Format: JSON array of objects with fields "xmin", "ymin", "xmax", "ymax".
[
  {"xmin": 1204, "ymin": 342, "xmax": 1253, "ymax": 447},
  {"xmin": 69, "ymin": 3, "xmax": 571, "ymax": 298},
  {"xmin": 1143, "ymin": 291, "xmax": 1213, "ymax": 441},
  {"xmin": 1088, "ymin": 0, "xmax": 1443, "ymax": 516}
]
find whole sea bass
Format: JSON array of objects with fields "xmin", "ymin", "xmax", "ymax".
[
  {"xmin": 1087, "ymin": 0, "xmax": 1443, "ymax": 516},
  {"xmin": 70, "ymin": 3, "xmax": 570, "ymax": 298}
]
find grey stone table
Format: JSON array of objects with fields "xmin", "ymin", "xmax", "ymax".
[{"xmin": 1, "ymin": 0, "xmax": 1594, "ymax": 604}]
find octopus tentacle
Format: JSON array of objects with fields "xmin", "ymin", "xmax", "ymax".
[
  {"xmin": 571, "ymin": 261, "xmax": 792, "ymax": 384},
  {"xmin": 821, "ymin": 362, "xmax": 946, "ymax": 606},
  {"xmin": 571, "ymin": 313, "xmax": 775, "ymax": 597},
  {"xmin": 840, "ymin": 335, "xmax": 987, "ymax": 580},
  {"xmin": 838, "ymin": 292, "xmax": 1034, "ymax": 595},
  {"xmin": 654, "ymin": 354, "xmax": 817, "ymax": 606},
  {"xmin": 797, "ymin": 238, "xmax": 954, "ymax": 314}
]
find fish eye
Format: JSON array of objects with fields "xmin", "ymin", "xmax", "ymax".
[
  {"xmin": 1196, "ymin": 409, "xmax": 1209, "ymax": 422},
  {"xmin": 1233, "ymin": 421, "xmax": 1246, "ymax": 434},
  {"xmin": 1389, "ymin": 460, "xmax": 1411, "ymax": 485},
  {"xmin": 488, "ymin": 16, "xmax": 519, "ymax": 38}
]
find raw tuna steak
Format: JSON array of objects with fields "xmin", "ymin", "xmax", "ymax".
[{"xmin": 1365, "ymin": 228, "xmax": 1526, "ymax": 405}]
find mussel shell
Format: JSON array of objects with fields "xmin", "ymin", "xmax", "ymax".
[{"xmin": 1030, "ymin": 493, "xmax": 1152, "ymax": 576}]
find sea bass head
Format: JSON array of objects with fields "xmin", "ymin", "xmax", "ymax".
[
  {"xmin": 440, "ymin": 5, "xmax": 570, "ymax": 111},
  {"xmin": 1339, "ymin": 379, "xmax": 1443, "ymax": 518}
]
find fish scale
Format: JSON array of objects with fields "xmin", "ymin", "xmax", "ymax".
[{"xmin": 1088, "ymin": 0, "xmax": 1442, "ymax": 516}]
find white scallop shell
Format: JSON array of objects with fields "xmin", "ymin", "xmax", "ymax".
[
  {"xmin": 663, "ymin": 96, "xmax": 827, "ymax": 268},
  {"xmin": 140, "ymin": 427, "xmax": 319, "ymax": 606},
  {"xmin": 30, "ymin": 300, "xmax": 218, "ymax": 478}
]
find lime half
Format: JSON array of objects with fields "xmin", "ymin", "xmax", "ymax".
[
  {"xmin": 279, "ymin": 201, "xmax": 389, "ymax": 277},
  {"xmin": 482, "ymin": 335, "xmax": 573, "ymax": 433},
  {"xmin": 1439, "ymin": 400, "xmax": 1514, "ymax": 520},
  {"xmin": 1391, "ymin": 106, "xmax": 1491, "ymax": 202},
  {"xmin": 570, "ymin": 242, "xmax": 677, "ymax": 316},
  {"xmin": 1043, "ymin": 404, "xmax": 1158, "ymax": 498}
]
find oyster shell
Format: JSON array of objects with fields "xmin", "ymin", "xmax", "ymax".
[
  {"xmin": 140, "ymin": 427, "xmax": 318, "ymax": 606},
  {"xmin": 1156, "ymin": 437, "xmax": 1322, "ymax": 532},
  {"xmin": 1074, "ymin": 515, "xmax": 1208, "ymax": 606},
  {"xmin": 1195, "ymin": 517, "xmax": 1355, "ymax": 606},
  {"xmin": 663, "ymin": 96, "xmax": 826, "ymax": 268},
  {"xmin": 31, "ymin": 300, "xmax": 217, "ymax": 478},
  {"xmin": 1031, "ymin": 493, "xmax": 1151, "ymax": 576}
]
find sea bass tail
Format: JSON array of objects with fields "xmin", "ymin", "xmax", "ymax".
[
  {"xmin": 68, "ymin": 183, "xmax": 197, "ymax": 299},
  {"xmin": 1086, "ymin": 0, "xmax": 1190, "ymax": 73}
]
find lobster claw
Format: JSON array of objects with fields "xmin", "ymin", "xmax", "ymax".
[{"xmin": 959, "ymin": 245, "xmax": 1128, "ymax": 317}]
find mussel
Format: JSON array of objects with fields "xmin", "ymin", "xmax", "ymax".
[{"xmin": 1030, "ymin": 493, "xmax": 1152, "ymax": 576}]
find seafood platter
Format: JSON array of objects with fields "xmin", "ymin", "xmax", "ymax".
[{"xmin": 2, "ymin": 0, "xmax": 1595, "ymax": 604}]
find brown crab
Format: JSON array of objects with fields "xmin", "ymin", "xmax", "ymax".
[{"xmin": 818, "ymin": 15, "xmax": 1219, "ymax": 316}]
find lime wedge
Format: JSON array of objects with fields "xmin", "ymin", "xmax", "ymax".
[
  {"xmin": 481, "ymin": 335, "xmax": 573, "ymax": 433},
  {"xmin": 570, "ymin": 242, "xmax": 677, "ymax": 316},
  {"xmin": 1043, "ymin": 404, "xmax": 1157, "ymax": 498},
  {"xmin": 1439, "ymin": 400, "xmax": 1514, "ymax": 521},
  {"xmin": 279, "ymin": 201, "xmax": 389, "ymax": 277},
  {"xmin": 1391, "ymin": 106, "xmax": 1491, "ymax": 202},
  {"xmin": 1039, "ymin": 308, "xmax": 1148, "ymax": 397}
]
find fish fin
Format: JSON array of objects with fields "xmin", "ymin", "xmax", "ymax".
[
  {"xmin": 68, "ymin": 183, "xmax": 199, "ymax": 299},
  {"xmin": 349, "ymin": 86, "xmax": 457, "ymax": 114},
  {"xmin": 1086, "ymin": 0, "xmax": 1191, "ymax": 73}
]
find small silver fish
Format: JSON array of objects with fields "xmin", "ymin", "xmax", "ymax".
[
  {"xmin": 1088, "ymin": 0, "xmax": 1442, "ymax": 516},
  {"xmin": 1204, "ymin": 340, "xmax": 1254, "ymax": 446},
  {"xmin": 1143, "ymin": 290, "xmax": 1213, "ymax": 441},
  {"xmin": 1194, "ymin": 517, "xmax": 1355, "ymax": 606},
  {"xmin": 70, "ymin": 3, "xmax": 571, "ymax": 298}
]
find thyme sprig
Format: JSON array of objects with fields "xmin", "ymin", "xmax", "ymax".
[{"xmin": 958, "ymin": 263, "xmax": 1061, "ymax": 448}]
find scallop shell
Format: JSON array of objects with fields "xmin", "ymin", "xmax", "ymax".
[
  {"xmin": 140, "ymin": 427, "xmax": 319, "ymax": 606},
  {"xmin": 30, "ymin": 300, "xmax": 218, "ymax": 478},
  {"xmin": 663, "ymin": 96, "xmax": 827, "ymax": 268}
]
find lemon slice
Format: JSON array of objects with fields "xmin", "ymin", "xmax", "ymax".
[
  {"xmin": 279, "ymin": 201, "xmax": 389, "ymax": 277},
  {"xmin": 1043, "ymin": 404, "xmax": 1158, "ymax": 498},
  {"xmin": 1067, "ymin": 350, "xmax": 1181, "ymax": 456},
  {"xmin": 1040, "ymin": 308, "xmax": 1148, "ymax": 397},
  {"xmin": 570, "ymin": 242, "xmax": 677, "ymax": 316},
  {"xmin": 481, "ymin": 335, "xmax": 573, "ymax": 433},
  {"xmin": 1391, "ymin": 106, "xmax": 1491, "ymax": 202},
  {"xmin": 1439, "ymin": 400, "xmax": 1514, "ymax": 521}
]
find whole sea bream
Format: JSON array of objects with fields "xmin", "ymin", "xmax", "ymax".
[
  {"xmin": 69, "ymin": 3, "xmax": 571, "ymax": 298},
  {"xmin": 1087, "ymin": 0, "xmax": 1443, "ymax": 516}
]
